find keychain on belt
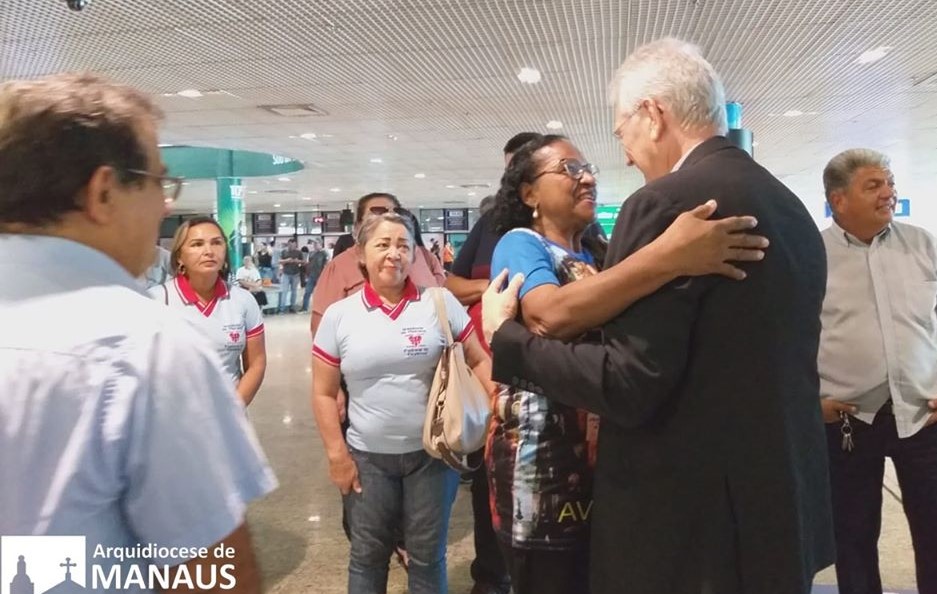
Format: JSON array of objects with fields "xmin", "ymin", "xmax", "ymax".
[{"xmin": 839, "ymin": 411, "xmax": 855, "ymax": 452}]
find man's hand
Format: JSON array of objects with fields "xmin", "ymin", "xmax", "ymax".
[
  {"xmin": 482, "ymin": 269, "xmax": 525, "ymax": 343},
  {"xmin": 820, "ymin": 398, "xmax": 858, "ymax": 424},
  {"xmin": 925, "ymin": 399, "xmax": 937, "ymax": 427},
  {"xmin": 654, "ymin": 199, "xmax": 770, "ymax": 281}
]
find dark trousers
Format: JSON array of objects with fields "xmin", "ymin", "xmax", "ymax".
[
  {"xmin": 467, "ymin": 449, "xmax": 511, "ymax": 590},
  {"xmin": 825, "ymin": 411, "xmax": 937, "ymax": 594},
  {"xmin": 497, "ymin": 540, "xmax": 590, "ymax": 594}
]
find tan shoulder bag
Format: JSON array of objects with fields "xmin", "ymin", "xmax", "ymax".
[{"xmin": 423, "ymin": 288, "xmax": 492, "ymax": 471}]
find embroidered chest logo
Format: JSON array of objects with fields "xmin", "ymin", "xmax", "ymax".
[
  {"xmin": 401, "ymin": 327, "xmax": 430, "ymax": 358},
  {"xmin": 229, "ymin": 331, "xmax": 241, "ymax": 343}
]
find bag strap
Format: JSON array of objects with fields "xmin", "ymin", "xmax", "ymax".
[{"xmin": 431, "ymin": 287, "xmax": 453, "ymax": 347}]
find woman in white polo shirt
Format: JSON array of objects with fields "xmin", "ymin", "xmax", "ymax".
[
  {"xmin": 150, "ymin": 217, "xmax": 267, "ymax": 406},
  {"xmin": 312, "ymin": 212, "xmax": 494, "ymax": 594}
]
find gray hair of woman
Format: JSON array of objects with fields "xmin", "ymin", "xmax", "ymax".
[
  {"xmin": 355, "ymin": 212, "xmax": 417, "ymax": 278},
  {"xmin": 822, "ymin": 148, "xmax": 891, "ymax": 200},
  {"xmin": 608, "ymin": 37, "xmax": 728, "ymax": 136}
]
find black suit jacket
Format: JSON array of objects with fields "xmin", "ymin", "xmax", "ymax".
[{"xmin": 490, "ymin": 137, "xmax": 835, "ymax": 594}]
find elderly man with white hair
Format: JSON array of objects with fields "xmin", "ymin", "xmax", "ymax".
[{"xmin": 482, "ymin": 38, "xmax": 835, "ymax": 594}]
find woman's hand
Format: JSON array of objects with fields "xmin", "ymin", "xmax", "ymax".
[
  {"xmin": 329, "ymin": 453, "xmax": 361, "ymax": 495},
  {"xmin": 656, "ymin": 200, "xmax": 769, "ymax": 280}
]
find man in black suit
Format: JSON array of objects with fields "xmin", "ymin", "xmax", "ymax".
[{"xmin": 482, "ymin": 38, "xmax": 835, "ymax": 594}]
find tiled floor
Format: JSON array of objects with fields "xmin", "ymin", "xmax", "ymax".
[{"xmin": 246, "ymin": 313, "xmax": 918, "ymax": 593}]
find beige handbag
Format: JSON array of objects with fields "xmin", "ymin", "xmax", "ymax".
[{"xmin": 423, "ymin": 288, "xmax": 492, "ymax": 472}]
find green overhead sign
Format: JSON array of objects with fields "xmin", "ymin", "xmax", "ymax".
[{"xmin": 595, "ymin": 204, "xmax": 620, "ymax": 237}]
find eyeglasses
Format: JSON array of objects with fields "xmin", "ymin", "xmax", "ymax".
[
  {"xmin": 613, "ymin": 101, "xmax": 649, "ymax": 139},
  {"xmin": 368, "ymin": 205, "xmax": 411, "ymax": 217},
  {"xmin": 125, "ymin": 168, "xmax": 184, "ymax": 203},
  {"xmin": 532, "ymin": 159, "xmax": 599, "ymax": 182}
]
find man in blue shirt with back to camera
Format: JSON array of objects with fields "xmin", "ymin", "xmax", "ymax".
[{"xmin": 0, "ymin": 73, "xmax": 277, "ymax": 593}]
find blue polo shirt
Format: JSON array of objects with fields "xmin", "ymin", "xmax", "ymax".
[{"xmin": 313, "ymin": 280, "xmax": 473, "ymax": 454}]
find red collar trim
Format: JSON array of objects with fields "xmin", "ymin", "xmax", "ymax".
[
  {"xmin": 361, "ymin": 279, "xmax": 420, "ymax": 320},
  {"xmin": 175, "ymin": 275, "xmax": 229, "ymax": 317}
]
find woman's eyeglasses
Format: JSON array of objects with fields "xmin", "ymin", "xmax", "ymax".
[
  {"xmin": 368, "ymin": 205, "xmax": 411, "ymax": 217},
  {"xmin": 532, "ymin": 159, "xmax": 599, "ymax": 182}
]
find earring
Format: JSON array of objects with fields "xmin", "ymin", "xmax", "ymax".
[{"xmin": 532, "ymin": 205, "xmax": 539, "ymax": 219}]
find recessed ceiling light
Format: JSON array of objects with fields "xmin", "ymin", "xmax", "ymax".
[
  {"xmin": 273, "ymin": 203, "xmax": 281, "ymax": 208},
  {"xmin": 468, "ymin": 191, "xmax": 477, "ymax": 197},
  {"xmin": 177, "ymin": 89, "xmax": 203, "ymax": 98},
  {"xmin": 856, "ymin": 46, "xmax": 893, "ymax": 65},
  {"xmin": 414, "ymin": 173, "xmax": 426, "ymax": 179},
  {"xmin": 299, "ymin": 133, "xmax": 318, "ymax": 140},
  {"xmin": 329, "ymin": 187, "xmax": 341, "ymax": 192},
  {"xmin": 517, "ymin": 67, "xmax": 542, "ymax": 84},
  {"xmin": 277, "ymin": 177, "xmax": 291, "ymax": 182},
  {"xmin": 546, "ymin": 120, "xmax": 563, "ymax": 129},
  {"xmin": 248, "ymin": 190, "xmax": 258, "ymax": 194},
  {"xmin": 752, "ymin": 141, "xmax": 760, "ymax": 147},
  {"xmin": 370, "ymin": 158, "xmax": 383, "ymax": 164},
  {"xmin": 387, "ymin": 134, "xmax": 398, "ymax": 141},
  {"xmin": 301, "ymin": 196, "xmax": 313, "ymax": 201},
  {"xmin": 445, "ymin": 184, "xmax": 456, "ymax": 189}
]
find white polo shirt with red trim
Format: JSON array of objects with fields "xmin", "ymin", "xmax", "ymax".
[
  {"xmin": 149, "ymin": 276, "xmax": 264, "ymax": 385},
  {"xmin": 313, "ymin": 280, "xmax": 474, "ymax": 454}
]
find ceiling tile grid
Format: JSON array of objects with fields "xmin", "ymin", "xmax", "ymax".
[{"xmin": 2, "ymin": 0, "xmax": 936, "ymax": 224}]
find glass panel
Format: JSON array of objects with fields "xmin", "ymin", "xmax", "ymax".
[
  {"xmin": 296, "ymin": 212, "xmax": 323, "ymax": 235},
  {"xmin": 419, "ymin": 208, "xmax": 445, "ymax": 232},
  {"xmin": 275, "ymin": 212, "xmax": 296, "ymax": 235}
]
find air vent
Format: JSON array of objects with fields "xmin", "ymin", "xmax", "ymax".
[
  {"xmin": 258, "ymin": 104, "xmax": 329, "ymax": 117},
  {"xmin": 459, "ymin": 183, "xmax": 491, "ymax": 189},
  {"xmin": 265, "ymin": 189, "xmax": 298, "ymax": 195}
]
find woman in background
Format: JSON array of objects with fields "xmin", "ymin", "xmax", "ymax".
[{"xmin": 151, "ymin": 216, "xmax": 267, "ymax": 406}]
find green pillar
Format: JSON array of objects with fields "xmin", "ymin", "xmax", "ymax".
[{"xmin": 216, "ymin": 177, "xmax": 245, "ymax": 277}]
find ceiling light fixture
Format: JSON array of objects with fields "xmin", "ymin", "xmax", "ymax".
[
  {"xmin": 414, "ymin": 173, "xmax": 426, "ymax": 179},
  {"xmin": 546, "ymin": 120, "xmax": 563, "ymax": 129},
  {"xmin": 302, "ymin": 196, "xmax": 313, "ymax": 201},
  {"xmin": 273, "ymin": 203, "xmax": 281, "ymax": 208},
  {"xmin": 387, "ymin": 134, "xmax": 398, "ymax": 141},
  {"xmin": 277, "ymin": 177, "xmax": 291, "ymax": 182},
  {"xmin": 468, "ymin": 191, "xmax": 477, "ymax": 197},
  {"xmin": 299, "ymin": 133, "xmax": 318, "ymax": 140},
  {"xmin": 329, "ymin": 187, "xmax": 341, "ymax": 193},
  {"xmin": 177, "ymin": 89, "xmax": 203, "ymax": 98},
  {"xmin": 370, "ymin": 158, "xmax": 383, "ymax": 164},
  {"xmin": 517, "ymin": 67, "xmax": 542, "ymax": 84},
  {"xmin": 856, "ymin": 46, "xmax": 893, "ymax": 65},
  {"xmin": 445, "ymin": 184, "xmax": 456, "ymax": 189}
]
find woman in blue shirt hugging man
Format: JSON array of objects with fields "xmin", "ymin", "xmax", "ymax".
[{"xmin": 486, "ymin": 134, "xmax": 768, "ymax": 593}]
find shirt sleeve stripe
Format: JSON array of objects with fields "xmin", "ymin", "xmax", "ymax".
[
  {"xmin": 246, "ymin": 325, "xmax": 265, "ymax": 339},
  {"xmin": 456, "ymin": 321, "xmax": 476, "ymax": 343},
  {"xmin": 312, "ymin": 345, "xmax": 341, "ymax": 367}
]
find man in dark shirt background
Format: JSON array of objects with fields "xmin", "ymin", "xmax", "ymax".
[{"xmin": 278, "ymin": 237, "xmax": 303, "ymax": 313}]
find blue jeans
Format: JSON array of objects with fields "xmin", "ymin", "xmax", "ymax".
[
  {"xmin": 344, "ymin": 448, "xmax": 458, "ymax": 594},
  {"xmin": 301, "ymin": 275, "xmax": 319, "ymax": 312},
  {"xmin": 259, "ymin": 266, "xmax": 273, "ymax": 281},
  {"xmin": 278, "ymin": 273, "xmax": 300, "ymax": 312}
]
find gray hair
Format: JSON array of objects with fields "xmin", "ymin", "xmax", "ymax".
[
  {"xmin": 355, "ymin": 212, "xmax": 416, "ymax": 249},
  {"xmin": 608, "ymin": 38, "xmax": 728, "ymax": 135},
  {"xmin": 822, "ymin": 149, "xmax": 891, "ymax": 199}
]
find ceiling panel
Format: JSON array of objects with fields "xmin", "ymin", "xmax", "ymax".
[{"xmin": 1, "ymin": 0, "xmax": 935, "ymax": 220}]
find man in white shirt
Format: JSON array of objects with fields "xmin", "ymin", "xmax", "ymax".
[
  {"xmin": 818, "ymin": 148, "xmax": 937, "ymax": 594},
  {"xmin": 0, "ymin": 73, "xmax": 276, "ymax": 593}
]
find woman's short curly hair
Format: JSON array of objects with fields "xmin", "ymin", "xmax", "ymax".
[{"xmin": 491, "ymin": 134, "xmax": 568, "ymax": 236}]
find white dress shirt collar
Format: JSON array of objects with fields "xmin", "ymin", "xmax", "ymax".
[{"xmin": 671, "ymin": 140, "xmax": 706, "ymax": 172}]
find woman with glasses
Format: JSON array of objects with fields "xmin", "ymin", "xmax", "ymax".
[
  {"xmin": 486, "ymin": 135, "xmax": 768, "ymax": 593},
  {"xmin": 149, "ymin": 216, "xmax": 267, "ymax": 406},
  {"xmin": 312, "ymin": 211, "xmax": 495, "ymax": 594}
]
